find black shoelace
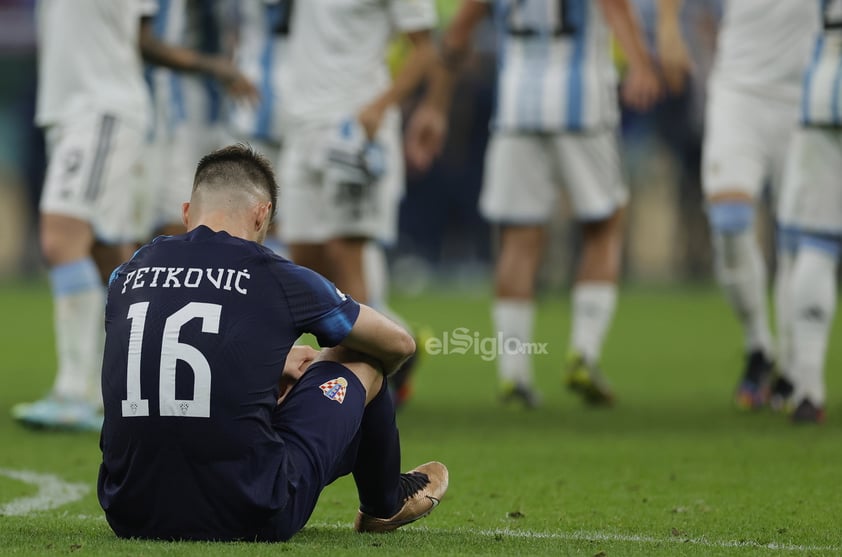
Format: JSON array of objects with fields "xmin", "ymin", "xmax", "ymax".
[{"xmin": 399, "ymin": 471, "xmax": 430, "ymax": 502}]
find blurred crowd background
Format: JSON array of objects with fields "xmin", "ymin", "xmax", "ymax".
[{"xmin": 0, "ymin": 0, "xmax": 732, "ymax": 291}]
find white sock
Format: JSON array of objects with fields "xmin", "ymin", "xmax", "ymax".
[
  {"xmin": 570, "ymin": 283, "xmax": 617, "ymax": 364},
  {"xmin": 790, "ymin": 247, "xmax": 838, "ymax": 406},
  {"xmin": 492, "ymin": 299, "xmax": 535, "ymax": 385},
  {"xmin": 773, "ymin": 249, "xmax": 795, "ymax": 380},
  {"xmin": 362, "ymin": 241, "xmax": 409, "ymax": 330},
  {"xmin": 712, "ymin": 229, "xmax": 773, "ymax": 355},
  {"xmin": 49, "ymin": 258, "xmax": 106, "ymax": 405}
]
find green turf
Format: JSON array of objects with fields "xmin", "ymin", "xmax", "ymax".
[{"xmin": 1, "ymin": 281, "xmax": 840, "ymax": 556}]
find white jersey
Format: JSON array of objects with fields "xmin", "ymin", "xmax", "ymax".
[
  {"xmin": 147, "ymin": 0, "xmax": 223, "ymax": 138},
  {"xmin": 712, "ymin": 0, "xmax": 819, "ymax": 100},
  {"xmin": 229, "ymin": 0, "xmax": 288, "ymax": 143},
  {"xmin": 35, "ymin": 0, "xmax": 158, "ymax": 129},
  {"xmin": 279, "ymin": 0, "xmax": 436, "ymax": 128},
  {"xmin": 488, "ymin": 0, "xmax": 618, "ymax": 133},
  {"xmin": 802, "ymin": 0, "xmax": 842, "ymax": 126}
]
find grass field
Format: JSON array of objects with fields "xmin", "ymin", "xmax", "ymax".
[{"xmin": 1, "ymin": 281, "xmax": 841, "ymax": 556}]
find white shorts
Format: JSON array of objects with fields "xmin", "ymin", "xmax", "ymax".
[
  {"xmin": 702, "ymin": 80, "xmax": 800, "ymax": 201},
  {"xmin": 40, "ymin": 114, "xmax": 148, "ymax": 244},
  {"xmin": 278, "ymin": 117, "xmax": 403, "ymax": 244},
  {"xmin": 778, "ymin": 127, "xmax": 842, "ymax": 236},
  {"xmin": 479, "ymin": 130, "xmax": 627, "ymax": 223},
  {"xmin": 146, "ymin": 122, "xmax": 225, "ymax": 232}
]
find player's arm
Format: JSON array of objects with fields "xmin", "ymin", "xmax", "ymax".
[
  {"xmin": 357, "ymin": 29, "xmax": 437, "ymax": 140},
  {"xmin": 138, "ymin": 18, "xmax": 259, "ymax": 103},
  {"xmin": 340, "ymin": 305, "xmax": 416, "ymax": 377},
  {"xmin": 405, "ymin": 0, "xmax": 489, "ymax": 172},
  {"xmin": 656, "ymin": 0, "xmax": 691, "ymax": 93},
  {"xmin": 596, "ymin": 0, "xmax": 662, "ymax": 111}
]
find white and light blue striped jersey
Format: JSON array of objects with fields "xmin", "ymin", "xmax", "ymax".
[
  {"xmin": 488, "ymin": 0, "xmax": 618, "ymax": 133},
  {"xmin": 146, "ymin": 0, "xmax": 223, "ymax": 138},
  {"xmin": 712, "ymin": 0, "xmax": 819, "ymax": 101},
  {"xmin": 228, "ymin": 0, "xmax": 288, "ymax": 144},
  {"xmin": 801, "ymin": 0, "xmax": 842, "ymax": 126}
]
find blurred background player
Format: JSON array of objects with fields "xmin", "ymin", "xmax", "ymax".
[
  {"xmin": 12, "ymin": 0, "xmax": 254, "ymax": 431},
  {"xmin": 701, "ymin": 0, "xmax": 818, "ymax": 409},
  {"xmin": 145, "ymin": 0, "xmax": 258, "ymax": 237},
  {"xmin": 226, "ymin": 0, "xmax": 288, "ymax": 256},
  {"xmin": 277, "ymin": 0, "xmax": 438, "ymax": 406},
  {"xmin": 776, "ymin": 0, "xmax": 842, "ymax": 423},
  {"xmin": 407, "ymin": 0, "xmax": 677, "ymax": 407}
]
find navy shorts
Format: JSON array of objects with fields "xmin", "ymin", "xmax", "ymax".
[{"xmin": 258, "ymin": 361, "xmax": 367, "ymax": 541}]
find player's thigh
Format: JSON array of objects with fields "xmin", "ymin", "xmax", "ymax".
[
  {"xmin": 278, "ymin": 129, "xmax": 330, "ymax": 244},
  {"xmin": 479, "ymin": 133, "xmax": 557, "ymax": 223},
  {"xmin": 41, "ymin": 114, "xmax": 147, "ymax": 244},
  {"xmin": 553, "ymin": 130, "xmax": 627, "ymax": 222},
  {"xmin": 265, "ymin": 362, "xmax": 367, "ymax": 540},
  {"xmin": 702, "ymin": 83, "xmax": 788, "ymax": 200},
  {"xmin": 778, "ymin": 128, "xmax": 842, "ymax": 236}
]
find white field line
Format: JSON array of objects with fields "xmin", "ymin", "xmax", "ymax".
[
  {"xmin": 8, "ymin": 505, "xmax": 842, "ymax": 553},
  {"xmin": 0, "ymin": 468, "xmax": 89, "ymax": 516}
]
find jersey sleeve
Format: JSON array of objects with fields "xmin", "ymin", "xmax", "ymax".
[
  {"xmin": 276, "ymin": 262, "xmax": 361, "ymax": 347},
  {"xmin": 389, "ymin": 0, "xmax": 437, "ymax": 33}
]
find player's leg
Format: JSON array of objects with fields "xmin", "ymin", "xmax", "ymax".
[
  {"xmin": 480, "ymin": 133, "xmax": 557, "ymax": 407},
  {"xmin": 14, "ymin": 115, "xmax": 145, "ymax": 429},
  {"xmin": 268, "ymin": 347, "xmax": 447, "ymax": 540},
  {"xmin": 702, "ymin": 83, "xmax": 775, "ymax": 408},
  {"xmin": 781, "ymin": 128, "xmax": 842, "ymax": 423},
  {"xmin": 555, "ymin": 131, "xmax": 626, "ymax": 406},
  {"xmin": 789, "ymin": 239, "xmax": 837, "ymax": 423}
]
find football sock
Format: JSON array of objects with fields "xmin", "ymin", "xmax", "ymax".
[
  {"xmin": 363, "ymin": 241, "xmax": 409, "ymax": 328},
  {"xmin": 790, "ymin": 245, "xmax": 838, "ymax": 406},
  {"xmin": 570, "ymin": 282, "xmax": 617, "ymax": 364},
  {"xmin": 711, "ymin": 229, "xmax": 773, "ymax": 356},
  {"xmin": 353, "ymin": 378, "xmax": 402, "ymax": 518},
  {"xmin": 49, "ymin": 258, "xmax": 106, "ymax": 405},
  {"xmin": 492, "ymin": 298, "xmax": 535, "ymax": 385},
  {"xmin": 773, "ymin": 247, "xmax": 795, "ymax": 380}
]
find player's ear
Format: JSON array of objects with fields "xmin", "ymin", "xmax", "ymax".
[
  {"xmin": 181, "ymin": 202, "xmax": 190, "ymax": 229},
  {"xmin": 255, "ymin": 202, "xmax": 271, "ymax": 232}
]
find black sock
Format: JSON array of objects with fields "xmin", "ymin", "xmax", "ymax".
[{"xmin": 353, "ymin": 379, "xmax": 402, "ymax": 518}]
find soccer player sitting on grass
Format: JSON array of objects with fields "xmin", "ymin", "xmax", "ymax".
[{"xmin": 97, "ymin": 144, "xmax": 448, "ymax": 541}]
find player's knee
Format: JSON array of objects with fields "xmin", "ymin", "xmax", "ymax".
[{"xmin": 707, "ymin": 201, "xmax": 754, "ymax": 235}]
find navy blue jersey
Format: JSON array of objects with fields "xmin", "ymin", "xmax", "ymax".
[{"xmin": 97, "ymin": 225, "xmax": 360, "ymax": 540}]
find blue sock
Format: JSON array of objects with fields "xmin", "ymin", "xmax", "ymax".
[
  {"xmin": 49, "ymin": 258, "xmax": 101, "ymax": 296},
  {"xmin": 353, "ymin": 379, "xmax": 402, "ymax": 518}
]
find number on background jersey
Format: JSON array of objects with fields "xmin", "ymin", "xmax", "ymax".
[
  {"xmin": 121, "ymin": 302, "xmax": 221, "ymax": 418},
  {"xmin": 825, "ymin": 0, "xmax": 842, "ymax": 29},
  {"xmin": 506, "ymin": 0, "xmax": 576, "ymax": 37}
]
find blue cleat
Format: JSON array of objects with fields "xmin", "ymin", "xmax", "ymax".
[
  {"xmin": 734, "ymin": 350, "xmax": 774, "ymax": 410},
  {"xmin": 11, "ymin": 396, "xmax": 103, "ymax": 432}
]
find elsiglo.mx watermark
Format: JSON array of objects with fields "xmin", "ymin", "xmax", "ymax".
[{"xmin": 424, "ymin": 327, "xmax": 549, "ymax": 362}]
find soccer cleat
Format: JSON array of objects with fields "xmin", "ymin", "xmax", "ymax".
[
  {"xmin": 499, "ymin": 380, "xmax": 541, "ymax": 409},
  {"xmin": 768, "ymin": 375, "xmax": 795, "ymax": 413},
  {"xmin": 791, "ymin": 399, "xmax": 826, "ymax": 424},
  {"xmin": 354, "ymin": 461, "xmax": 448, "ymax": 533},
  {"xmin": 734, "ymin": 350, "xmax": 774, "ymax": 410},
  {"xmin": 564, "ymin": 353, "xmax": 615, "ymax": 406},
  {"xmin": 11, "ymin": 395, "xmax": 103, "ymax": 432}
]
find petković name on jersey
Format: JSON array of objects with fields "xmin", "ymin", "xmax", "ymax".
[{"xmin": 119, "ymin": 267, "xmax": 252, "ymax": 295}]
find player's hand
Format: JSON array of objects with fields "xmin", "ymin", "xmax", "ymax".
[
  {"xmin": 278, "ymin": 345, "xmax": 320, "ymax": 404},
  {"xmin": 657, "ymin": 23, "xmax": 692, "ymax": 94},
  {"xmin": 621, "ymin": 63, "xmax": 663, "ymax": 112},
  {"xmin": 405, "ymin": 103, "xmax": 448, "ymax": 173},
  {"xmin": 207, "ymin": 56, "xmax": 260, "ymax": 105},
  {"xmin": 358, "ymin": 100, "xmax": 388, "ymax": 140}
]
